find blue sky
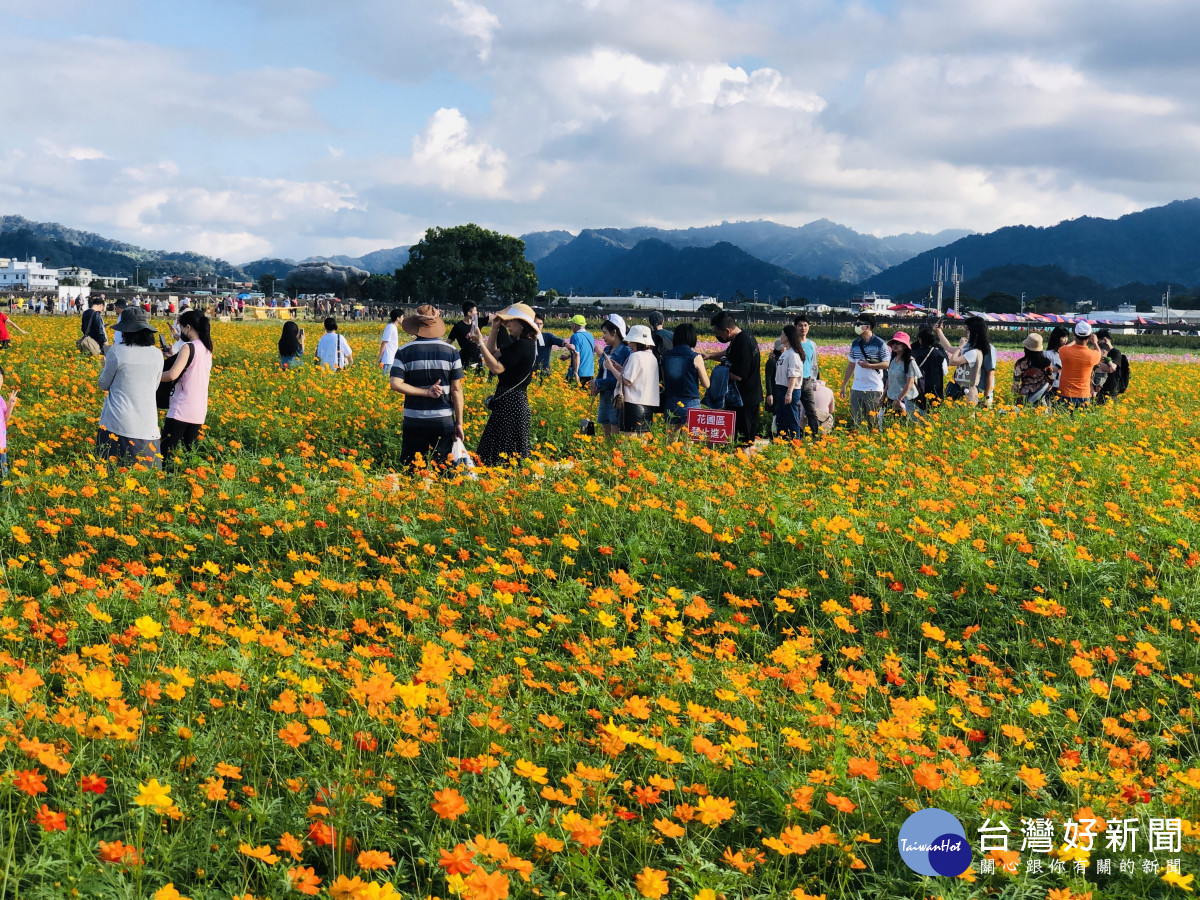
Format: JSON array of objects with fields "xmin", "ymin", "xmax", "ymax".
[{"xmin": 2, "ymin": 0, "xmax": 1200, "ymax": 263}]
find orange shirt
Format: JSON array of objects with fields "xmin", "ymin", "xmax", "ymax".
[{"xmin": 1058, "ymin": 343, "xmax": 1101, "ymax": 399}]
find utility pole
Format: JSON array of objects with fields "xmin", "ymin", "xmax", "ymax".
[
  {"xmin": 951, "ymin": 260, "xmax": 963, "ymax": 317},
  {"xmin": 1164, "ymin": 285, "xmax": 1172, "ymax": 333},
  {"xmin": 933, "ymin": 260, "xmax": 944, "ymax": 316}
]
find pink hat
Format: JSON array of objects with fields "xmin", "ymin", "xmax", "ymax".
[{"xmin": 889, "ymin": 331, "xmax": 912, "ymax": 349}]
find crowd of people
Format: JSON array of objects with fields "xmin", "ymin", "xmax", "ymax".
[
  {"xmin": 268, "ymin": 303, "xmax": 1133, "ymax": 469},
  {"xmin": 17, "ymin": 297, "xmax": 1128, "ymax": 476}
]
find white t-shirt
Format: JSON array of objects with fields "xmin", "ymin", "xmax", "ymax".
[
  {"xmin": 380, "ymin": 323, "xmax": 399, "ymax": 367},
  {"xmin": 621, "ymin": 349, "xmax": 660, "ymax": 406},
  {"xmin": 775, "ymin": 348, "xmax": 804, "ymax": 388},
  {"xmin": 316, "ymin": 332, "xmax": 353, "ymax": 369},
  {"xmin": 849, "ymin": 336, "xmax": 890, "ymax": 392},
  {"xmin": 1045, "ymin": 349, "xmax": 1062, "ymax": 387},
  {"xmin": 954, "ymin": 348, "xmax": 982, "ymax": 388}
]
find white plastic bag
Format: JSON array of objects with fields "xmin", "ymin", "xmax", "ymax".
[{"xmin": 450, "ymin": 438, "xmax": 475, "ymax": 471}]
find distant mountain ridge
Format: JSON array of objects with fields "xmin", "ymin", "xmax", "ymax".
[
  {"xmin": 862, "ymin": 199, "xmax": 1200, "ymax": 296},
  {"xmin": 520, "ymin": 220, "xmax": 973, "ymax": 282},
  {"xmin": 253, "ymin": 219, "xmax": 971, "ymax": 282},
  {"xmin": 535, "ymin": 232, "xmax": 856, "ymax": 302},
  {"xmin": 0, "ymin": 215, "xmax": 247, "ymax": 279}
]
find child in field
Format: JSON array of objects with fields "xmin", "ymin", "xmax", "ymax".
[
  {"xmin": 0, "ymin": 309, "xmax": 27, "ymax": 349},
  {"xmin": 0, "ymin": 365, "xmax": 17, "ymax": 477}
]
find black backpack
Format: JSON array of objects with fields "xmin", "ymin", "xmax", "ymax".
[{"xmin": 1118, "ymin": 356, "xmax": 1131, "ymax": 394}]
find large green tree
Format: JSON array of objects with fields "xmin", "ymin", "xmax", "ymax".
[{"xmin": 396, "ymin": 224, "xmax": 537, "ymax": 307}]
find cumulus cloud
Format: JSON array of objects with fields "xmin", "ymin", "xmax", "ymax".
[
  {"xmin": 407, "ymin": 108, "xmax": 513, "ymax": 199},
  {"xmin": 440, "ymin": 0, "xmax": 501, "ymax": 61},
  {"xmin": 6, "ymin": 0, "xmax": 1200, "ymax": 258}
]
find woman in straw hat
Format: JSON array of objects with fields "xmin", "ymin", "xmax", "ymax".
[
  {"xmin": 95, "ymin": 307, "xmax": 164, "ymax": 468},
  {"xmin": 473, "ymin": 303, "xmax": 539, "ymax": 466},
  {"xmin": 1013, "ymin": 332, "xmax": 1054, "ymax": 406}
]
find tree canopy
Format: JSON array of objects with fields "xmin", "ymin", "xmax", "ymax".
[{"xmin": 396, "ymin": 224, "xmax": 537, "ymax": 307}]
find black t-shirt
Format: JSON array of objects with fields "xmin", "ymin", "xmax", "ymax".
[
  {"xmin": 449, "ymin": 320, "xmax": 482, "ymax": 367},
  {"xmin": 914, "ymin": 345, "xmax": 948, "ymax": 398},
  {"xmin": 726, "ymin": 329, "xmax": 763, "ymax": 406},
  {"xmin": 495, "ymin": 338, "xmax": 536, "ymax": 396},
  {"xmin": 1096, "ymin": 348, "xmax": 1124, "ymax": 398},
  {"xmin": 82, "ymin": 309, "xmax": 106, "ymax": 344}
]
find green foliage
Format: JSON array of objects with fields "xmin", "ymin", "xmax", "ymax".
[
  {"xmin": 361, "ymin": 273, "xmax": 396, "ymax": 303},
  {"xmin": 398, "ymin": 224, "xmax": 537, "ymax": 307}
]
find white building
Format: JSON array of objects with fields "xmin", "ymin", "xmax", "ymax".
[
  {"xmin": 803, "ymin": 303, "xmax": 834, "ymax": 314},
  {"xmin": 852, "ymin": 292, "xmax": 893, "ymax": 313},
  {"xmin": 148, "ymin": 277, "xmax": 170, "ymax": 290},
  {"xmin": 0, "ymin": 257, "xmax": 58, "ymax": 291},
  {"xmin": 58, "ymin": 266, "xmax": 94, "ymax": 285},
  {"xmin": 561, "ymin": 294, "xmax": 721, "ymax": 313}
]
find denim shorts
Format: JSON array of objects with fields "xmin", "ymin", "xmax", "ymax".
[
  {"xmin": 663, "ymin": 397, "xmax": 699, "ymax": 426},
  {"xmin": 597, "ymin": 390, "xmax": 620, "ymax": 426},
  {"xmin": 280, "ymin": 354, "xmax": 304, "ymax": 369}
]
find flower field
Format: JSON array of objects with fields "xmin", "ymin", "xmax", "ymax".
[{"xmin": 1, "ymin": 317, "xmax": 1198, "ymax": 900}]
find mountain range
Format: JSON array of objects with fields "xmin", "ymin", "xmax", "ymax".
[
  {"xmin": 0, "ymin": 215, "xmax": 247, "ymax": 279},
  {"xmin": 861, "ymin": 199, "xmax": 1200, "ymax": 296},
  {"xmin": 520, "ymin": 220, "xmax": 972, "ymax": 283},
  {"xmin": 6, "ymin": 199, "xmax": 1200, "ymax": 306}
]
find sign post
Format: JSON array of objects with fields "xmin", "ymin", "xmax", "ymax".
[{"xmin": 686, "ymin": 408, "xmax": 736, "ymax": 444}]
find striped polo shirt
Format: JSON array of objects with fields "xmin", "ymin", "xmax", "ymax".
[{"xmin": 390, "ymin": 337, "xmax": 464, "ymax": 429}]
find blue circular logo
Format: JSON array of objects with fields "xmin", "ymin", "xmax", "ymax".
[{"xmin": 898, "ymin": 808, "xmax": 971, "ymax": 877}]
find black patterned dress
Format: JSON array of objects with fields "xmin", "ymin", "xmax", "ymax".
[{"xmin": 477, "ymin": 338, "xmax": 536, "ymax": 466}]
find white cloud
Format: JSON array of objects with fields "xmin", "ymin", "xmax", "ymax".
[
  {"xmin": 406, "ymin": 108, "xmax": 513, "ymax": 199},
  {"xmin": 440, "ymin": 0, "xmax": 501, "ymax": 61},
  {"xmin": 8, "ymin": 0, "xmax": 1200, "ymax": 258}
]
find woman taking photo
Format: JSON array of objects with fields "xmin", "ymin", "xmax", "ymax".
[
  {"xmin": 661, "ymin": 322, "xmax": 710, "ymax": 430},
  {"xmin": 935, "ymin": 318, "xmax": 990, "ymax": 406},
  {"xmin": 474, "ymin": 303, "xmax": 538, "ymax": 466},
  {"xmin": 1044, "ymin": 325, "xmax": 1070, "ymax": 401},
  {"xmin": 774, "ymin": 324, "xmax": 806, "ymax": 437},
  {"xmin": 609, "ymin": 324, "xmax": 658, "ymax": 436},
  {"xmin": 96, "ymin": 308, "xmax": 163, "ymax": 467},
  {"xmin": 590, "ymin": 316, "xmax": 629, "ymax": 440},
  {"xmin": 278, "ymin": 320, "xmax": 305, "ymax": 369},
  {"xmin": 160, "ymin": 309, "xmax": 213, "ymax": 467}
]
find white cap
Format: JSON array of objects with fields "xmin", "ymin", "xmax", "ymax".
[
  {"xmin": 625, "ymin": 324, "xmax": 653, "ymax": 345},
  {"xmin": 604, "ymin": 313, "xmax": 627, "ymax": 339},
  {"xmin": 1074, "ymin": 320, "xmax": 1093, "ymax": 337}
]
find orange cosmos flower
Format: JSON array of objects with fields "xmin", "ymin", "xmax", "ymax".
[
  {"xmin": 439, "ymin": 842, "xmax": 477, "ymax": 876},
  {"xmin": 912, "ymin": 763, "xmax": 944, "ymax": 791},
  {"xmin": 634, "ymin": 866, "xmax": 670, "ymax": 898},
  {"xmin": 695, "ymin": 795, "xmax": 735, "ymax": 827},
  {"xmin": 356, "ymin": 849, "xmax": 395, "ymax": 871},
  {"xmin": 846, "ymin": 757, "xmax": 880, "ymax": 781},
  {"xmin": 464, "ymin": 867, "xmax": 510, "ymax": 900},
  {"xmin": 286, "ymin": 866, "xmax": 321, "ymax": 896},
  {"xmin": 277, "ymin": 832, "xmax": 305, "ymax": 861},
  {"xmin": 431, "ymin": 787, "xmax": 469, "ymax": 820},
  {"xmin": 13, "ymin": 769, "xmax": 48, "ymax": 796},
  {"xmin": 239, "ymin": 843, "xmax": 280, "ymax": 864},
  {"xmin": 33, "ymin": 804, "xmax": 67, "ymax": 832},
  {"xmin": 825, "ymin": 792, "xmax": 857, "ymax": 814},
  {"xmin": 278, "ymin": 721, "xmax": 311, "ymax": 748}
]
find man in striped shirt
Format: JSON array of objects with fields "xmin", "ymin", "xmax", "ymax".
[{"xmin": 389, "ymin": 305, "xmax": 465, "ymax": 468}]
